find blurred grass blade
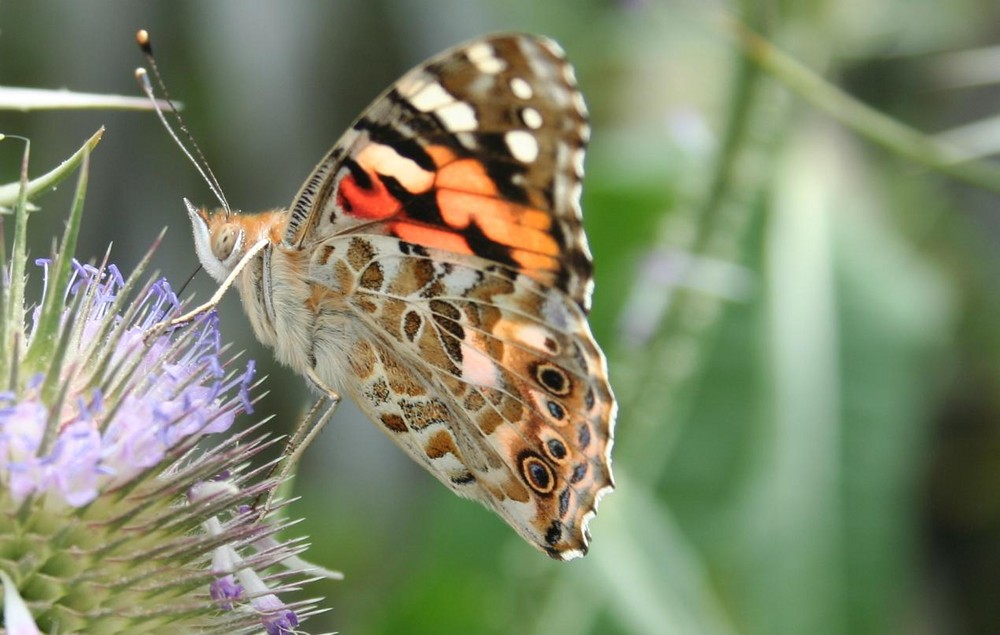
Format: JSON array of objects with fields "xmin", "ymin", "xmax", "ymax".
[
  {"xmin": 925, "ymin": 45, "xmax": 1000, "ymax": 90},
  {"xmin": 722, "ymin": 14, "xmax": 1000, "ymax": 193},
  {"xmin": 0, "ymin": 86, "xmax": 174, "ymax": 111},
  {"xmin": 933, "ymin": 113, "xmax": 1000, "ymax": 161},
  {"xmin": 0, "ymin": 128, "xmax": 103, "ymax": 209},
  {"xmin": 758, "ymin": 122, "xmax": 843, "ymax": 634},
  {"xmin": 713, "ymin": 121, "xmax": 952, "ymax": 635}
]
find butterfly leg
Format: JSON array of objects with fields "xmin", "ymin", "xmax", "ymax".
[
  {"xmin": 259, "ymin": 368, "xmax": 341, "ymax": 511},
  {"xmin": 276, "ymin": 369, "xmax": 341, "ymax": 480},
  {"xmin": 257, "ymin": 397, "xmax": 338, "ymax": 513}
]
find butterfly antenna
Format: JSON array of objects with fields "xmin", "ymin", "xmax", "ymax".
[{"xmin": 134, "ymin": 29, "xmax": 232, "ymax": 214}]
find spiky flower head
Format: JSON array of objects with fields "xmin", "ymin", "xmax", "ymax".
[{"xmin": 0, "ymin": 134, "xmax": 332, "ymax": 632}]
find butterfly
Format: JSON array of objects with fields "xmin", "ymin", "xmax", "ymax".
[{"xmin": 180, "ymin": 33, "xmax": 615, "ymax": 560}]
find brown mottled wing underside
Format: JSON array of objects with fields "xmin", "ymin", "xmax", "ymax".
[
  {"xmin": 308, "ymin": 236, "xmax": 614, "ymax": 557},
  {"xmin": 295, "ymin": 34, "xmax": 615, "ymax": 559}
]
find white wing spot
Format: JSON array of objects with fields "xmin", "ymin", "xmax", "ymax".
[
  {"xmin": 570, "ymin": 182, "xmax": 584, "ymax": 218},
  {"xmin": 513, "ymin": 324, "xmax": 555, "ymax": 351},
  {"xmin": 562, "ymin": 64, "xmax": 578, "ymax": 86},
  {"xmin": 521, "ymin": 107, "xmax": 543, "ymax": 130},
  {"xmin": 456, "ymin": 132, "xmax": 478, "ymax": 150},
  {"xmin": 572, "ymin": 148, "xmax": 586, "ymax": 177},
  {"xmin": 538, "ymin": 38, "xmax": 567, "ymax": 59},
  {"xmin": 445, "ymin": 265, "xmax": 482, "ymax": 292},
  {"xmin": 466, "ymin": 42, "xmax": 506, "ymax": 74},
  {"xmin": 396, "ymin": 74, "xmax": 428, "ymax": 98},
  {"xmin": 505, "ymin": 130, "xmax": 539, "ymax": 163},
  {"xmin": 582, "ymin": 275, "xmax": 596, "ymax": 302},
  {"xmin": 410, "ymin": 81, "xmax": 454, "ymax": 112},
  {"xmin": 510, "ymin": 77, "xmax": 533, "ymax": 100},
  {"xmin": 560, "ymin": 548, "xmax": 586, "ymax": 561},
  {"xmin": 437, "ymin": 101, "xmax": 478, "ymax": 132},
  {"xmin": 571, "ymin": 91, "xmax": 588, "ymax": 117},
  {"xmin": 357, "ymin": 142, "xmax": 434, "ymax": 192},
  {"xmin": 579, "ymin": 509, "xmax": 597, "ymax": 540}
]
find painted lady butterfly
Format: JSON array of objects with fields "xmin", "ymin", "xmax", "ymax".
[{"xmin": 181, "ymin": 34, "xmax": 615, "ymax": 559}]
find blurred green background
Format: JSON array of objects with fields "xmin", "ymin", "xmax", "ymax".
[{"xmin": 5, "ymin": 0, "xmax": 1000, "ymax": 633}]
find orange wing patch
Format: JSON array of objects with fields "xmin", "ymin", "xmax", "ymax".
[
  {"xmin": 436, "ymin": 156, "xmax": 498, "ymax": 196},
  {"xmin": 437, "ymin": 190, "xmax": 557, "ymax": 255},
  {"xmin": 389, "ymin": 222, "xmax": 474, "ymax": 255},
  {"xmin": 337, "ymin": 142, "xmax": 561, "ymax": 284},
  {"xmin": 338, "ymin": 141, "xmax": 435, "ymax": 221},
  {"xmin": 431, "ymin": 146, "xmax": 559, "ymax": 278},
  {"xmin": 338, "ymin": 169, "xmax": 400, "ymax": 221}
]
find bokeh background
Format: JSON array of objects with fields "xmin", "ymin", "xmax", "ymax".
[{"xmin": 4, "ymin": 0, "xmax": 1000, "ymax": 633}]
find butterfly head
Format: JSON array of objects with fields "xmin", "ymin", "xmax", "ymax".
[
  {"xmin": 185, "ymin": 199, "xmax": 286, "ymax": 283},
  {"xmin": 185, "ymin": 198, "xmax": 246, "ymax": 283}
]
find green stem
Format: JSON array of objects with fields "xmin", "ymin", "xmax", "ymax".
[{"xmin": 725, "ymin": 15, "xmax": 1000, "ymax": 192}]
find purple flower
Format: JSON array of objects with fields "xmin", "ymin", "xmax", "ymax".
[
  {"xmin": 0, "ymin": 256, "xmax": 332, "ymax": 632},
  {"xmin": 0, "ymin": 263, "xmax": 253, "ymax": 507},
  {"xmin": 1, "ymin": 133, "xmax": 337, "ymax": 634}
]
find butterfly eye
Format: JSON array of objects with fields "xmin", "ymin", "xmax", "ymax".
[{"xmin": 211, "ymin": 224, "xmax": 240, "ymax": 262}]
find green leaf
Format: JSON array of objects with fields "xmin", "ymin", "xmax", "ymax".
[
  {"xmin": 28, "ymin": 148, "xmax": 91, "ymax": 399},
  {"xmin": 0, "ymin": 128, "xmax": 103, "ymax": 210}
]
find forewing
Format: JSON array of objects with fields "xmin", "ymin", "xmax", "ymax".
[{"xmin": 283, "ymin": 33, "xmax": 595, "ymax": 312}]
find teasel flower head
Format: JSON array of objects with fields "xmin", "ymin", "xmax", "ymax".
[{"xmin": 0, "ymin": 134, "xmax": 335, "ymax": 632}]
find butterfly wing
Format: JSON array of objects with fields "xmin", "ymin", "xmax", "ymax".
[
  {"xmin": 284, "ymin": 33, "xmax": 594, "ymax": 311},
  {"xmin": 309, "ymin": 236, "xmax": 614, "ymax": 558},
  {"xmin": 292, "ymin": 34, "xmax": 614, "ymax": 559}
]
